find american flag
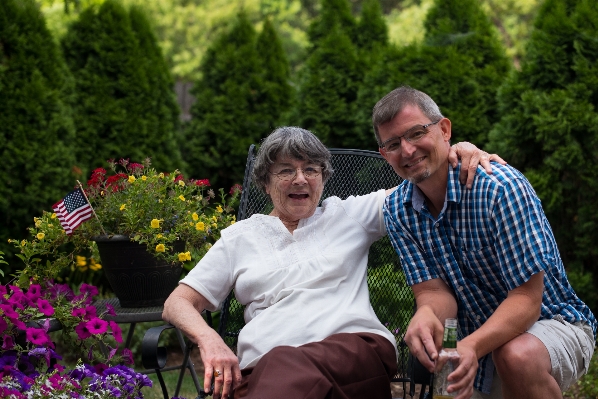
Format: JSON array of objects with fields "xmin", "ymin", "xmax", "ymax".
[{"xmin": 52, "ymin": 188, "xmax": 94, "ymax": 235}]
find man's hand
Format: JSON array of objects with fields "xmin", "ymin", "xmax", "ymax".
[
  {"xmin": 448, "ymin": 142, "xmax": 507, "ymax": 189},
  {"xmin": 443, "ymin": 342, "xmax": 478, "ymax": 399},
  {"xmin": 198, "ymin": 328, "xmax": 242, "ymax": 399},
  {"xmin": 404, "ymin": 306, "xmax": 444, "ymax": 372}
]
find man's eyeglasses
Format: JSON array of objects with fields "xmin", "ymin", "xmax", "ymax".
[
  {"xmin": 379, "ymin": 120, "xmax": 441, "ymax": 152},
  {"xmin": 270, "ymin": 166, "xmax": 322, "ymax": 181}
]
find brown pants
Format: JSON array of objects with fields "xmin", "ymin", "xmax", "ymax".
[{"xmin": 233, "ymin": 332, "xmax": 397, "ymax": 399}]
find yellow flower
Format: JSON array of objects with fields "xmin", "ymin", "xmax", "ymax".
[
  {"xmin": 216, "ymin": 205, "xmax": 223, "ymax": 213},
  {"xmin": 195, "ymin": 222, "xmax": 205, "ymax": 231},
  {"xmin": 230, "ymin": 220, "xmax": 236, "ymax": 225},
  {"xmin": 150, "ymin": 219, "xmax": 161, "ymax": 229},
  {"xmin": 211, "ymin": 216, "xmax": 217, "ymax": 222},
  {"xmin": 158, "ymin": 172, "xmax": 164, "ymax": 179},
  {"xmin": 120, "ymin": 204, "xmax": 126, "ymax": 211},
  {"xmin": 179, "ymin": 195, "xmax": 186, "ymax": 201},
  {"xmin": 192, "ymin": 212, "xmax": 199, "ymax": 221},
  {"xmin": 128, "ymin": 175, "xmax": 136, "ymax": 183},
  {"xmin": 36, "ymin": 233, "xmax": 45, "ymax": 240},
  {"xmin": 178, "ymin": 180, "xmax": 185, "ymax": 187},
  {"xmin": 34, "ymin": 217, "xmax": 42, "ymax": 227},
  {"xmin": 141, "ymin": 175, "xmax": 147, "ymax": 181},
  {"xmin": 212, "ymin": 223, "xmax": 218, "ymax": 229},
  {"xmin": 156, "ymin": 234, "xmax": 163, "ymax": 239},
  {"xmin": 156, "ymin": 244, "xmax": 166, "ymax": 252},
  {"xmin": 51, "ymin": 213, "xmax": 57, "ymax": 219},
  {"xmin": 20, "ymin": 240, "xmax": 26, "ymax": 246},
  {"xmin": 89, "ymin": 259, "xmax": 102, "ymax": 271},
  {"xmin": 178, "ymin": 251, "xmax": 192, "ymax": 262},
  {"xmin": 158, "ymin": 199, "xmax": 163, "ymax": 203},
  {"xmin": 76, "ymin": 256, "xmax": 87, "ymax": 267}
]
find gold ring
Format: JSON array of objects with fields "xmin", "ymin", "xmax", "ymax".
[{"xmin": 214, "ymin": 369, "xmax": 222, "ymax": 377}]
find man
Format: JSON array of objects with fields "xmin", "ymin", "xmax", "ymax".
[{"xmin": 373, "ymin": 86, "xmax": 596, "ymax": 399}]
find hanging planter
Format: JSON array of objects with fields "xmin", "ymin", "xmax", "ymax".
[{"xmin": 93, "ymin": 235, "xmax": 185, "ymax": 308}]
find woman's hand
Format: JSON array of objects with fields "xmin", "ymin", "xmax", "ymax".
[
  {"xmin": 198, "ymin": 328, "xmax": 242, "ymax": 399},
  {"xmin": 448, "ymin": 142, "xmax": 507, "ymax": 189}
]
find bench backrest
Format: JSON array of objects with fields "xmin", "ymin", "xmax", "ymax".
[{"xmin": 217, "ymin": 145, "xmax": 414, "ymax": 382}]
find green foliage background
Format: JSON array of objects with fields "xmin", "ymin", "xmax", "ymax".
[{"xmin": 0, "ymin": 0, "xmax": 78, "ymax": 267}]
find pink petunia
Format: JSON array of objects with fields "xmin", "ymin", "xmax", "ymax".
[
  {"xmin": 25, "ymin": 328, "xmax": 50, "ymax": 346},
  {"xmin": 122, "ymin": 348, "xmax": 134, "ymax": 365},
  {"xmin": 7, "ymin": 293, "xmax": 25, "ymax": 310},
  {"xmin": 86, "ymin": 318, "xmax": 108, "ymax": 335},
  {"xmin": 37, "ymin": 299, "xmax": 55, "ymax": 317},
  {"xmin": 26, "ymin": 285, "xmax": 42, "ymax": 302},
  {"xmin": 0, "ymin": 286, "xmax": 6, "ymax": 296},
  {"xmin": 109, "ymin": 321, "xmax": 122, "ymax": 343},
  {"xmin": 1, "ymin": 335, "xmax": 14, "ymax": 350},
  {"xmin": 80, "ymin": 283, "xmax": 99, "ymax": 298},
  {"xmin": 71, "ymin": 307, "xmax": 86, "ymax": 318},
  {"xmin": 105, "ymin": 303, "xmax": 117, "ymax": 317},
  {"xmin": 0, "ymin": 304, "xmax": 18, "ymax": 319},
  {"xmin": 83, "ymin": 306, "xmax": 97, "ymax": 320},
  {"xmin": 75, "ymin": 321, "xmax": 91, "ymax": 340},
  {"xmin": 10, "ymin": 318, "xmax": 26, "ymax": 331}
]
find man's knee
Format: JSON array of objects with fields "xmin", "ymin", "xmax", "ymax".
[{"xmin": 493, "ymin": 333, "xmax": 550, "ymax": 376}]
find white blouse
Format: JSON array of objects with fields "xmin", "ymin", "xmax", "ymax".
[{"xmin": 180, "ymin": 189, "xmax": 397, "ymax": 369}]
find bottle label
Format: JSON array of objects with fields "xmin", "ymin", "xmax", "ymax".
[{"xmin": 443, "ymin": 328, "xmax": 457, "ymax": 347}]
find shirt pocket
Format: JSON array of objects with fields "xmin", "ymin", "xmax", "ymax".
[{"xmin": 460, "ymin": 245, "xmax": 507, "ymax": 293}]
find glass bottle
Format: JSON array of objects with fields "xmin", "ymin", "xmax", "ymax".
[{"xmin": 433, "ymin": 318, "xmax": 460, "ymax": 399}]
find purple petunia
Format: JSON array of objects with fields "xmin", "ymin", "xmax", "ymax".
[
  {"xmin": 0, "ymin": 318, "xmax": 7, "ymax": 334},
  {"xmin": 1, "ymin": 335, "xmax": 15, "ymax": 350},
  {"xmin": 86, "ymin": 318, "xmax": 108, "ymax": 335},
  {"xmin": 80, "ymin": 283, "xmax": 99, "ymax": 298}
]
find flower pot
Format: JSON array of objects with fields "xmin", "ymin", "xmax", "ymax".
[{"xmin": 93, "ymin": 235, "xmax": 184, "ymax": 308}]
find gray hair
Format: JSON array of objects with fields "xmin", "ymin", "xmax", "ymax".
[
  {"xmin": 253, "ymin": 126, "xmax": 333, "ymax": 193},
  {"xmin": 372, "ymin": 86, "xmax": 444, "ymax": 145}
]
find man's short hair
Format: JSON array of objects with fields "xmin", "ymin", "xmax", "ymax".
[{"xmin": 372, "ymin": 86, "xmax": 444, "ymax": 145}]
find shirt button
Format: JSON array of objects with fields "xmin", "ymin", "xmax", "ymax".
[
  {"xmin": 458, "ymin": 286, "xmax": 464, "ymax": 291},
  {"xmin": 444, "ymin": 253, "xmax": 450, "ymax": 259},
  {"xmin": 476, "ymin": 315, "xmax": 481, "ymax": 320}
]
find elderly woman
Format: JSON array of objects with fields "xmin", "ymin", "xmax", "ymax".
[{"xmin": 163, "ymin": 126, "xmax": 502, "ymax": 399}]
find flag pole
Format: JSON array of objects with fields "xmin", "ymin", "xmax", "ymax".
[{"xmin": 77, "ymin": 180, "xmax": 107, "ymax": 236}]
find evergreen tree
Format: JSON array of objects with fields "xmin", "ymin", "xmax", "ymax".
[
  {"xmin": 183, "ymin": 13, "xmax": 265, "ymax": 189},
  {"xmin": 307, "ymin": 0, "xmax": 357, "ymax": 50},
  {"xmin": 488, "ymin": 0, "xmax": 598, "ymax": 308},
  {"xmin": 61, "ymin": 0, "xmax": 182, "ymax": 176},
  {"xmin": 255, "ymin": 19, "xmax": 294, "ymax": 131},
  {"xmin": 0, "ymin": 0, "xmax": 78, "ymax": 268},
  {"xmin": 358, "ymin": 0, "xmax": 510, "ymax": 147},
  {"xmin": 355, "ymin": 0, "xmax": 388, "ymax": 51},
  {"xmin": 421, "ymin": 0, "xmax": 511, "ymax": 145},
  {"xmin": 294, "ymin": 26, "xmax": 365, "ymax": 149}
]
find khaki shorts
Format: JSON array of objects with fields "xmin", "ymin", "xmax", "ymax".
[{"xmin": 471, "ymin": 317, "xmax": 595, "ymax": 399}]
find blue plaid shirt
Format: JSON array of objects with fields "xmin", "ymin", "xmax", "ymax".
[{"xmin": 383, "ymin": 162, "xmax": 597, "ymax": 394}]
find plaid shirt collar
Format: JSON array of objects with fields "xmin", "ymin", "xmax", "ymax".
[{"xmin": 403, "ymin": 164, "xmax": 462, "ymax": 214}]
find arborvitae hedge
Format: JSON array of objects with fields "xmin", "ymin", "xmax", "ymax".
[
  {"xmin": 184, "ymin": 12, "xmax": 292, "ymax": 189},
  {"xmin": 488, "ymin": 0, "xmax": 598, "ymax": 309},
  {"xmin": 61, "ymin": 0, "xmax": 182, "ymax": 176},
  {"xmin": 359, "ymin": 0, "xmax": 509, "ymax": 147},
  {"xmin": 255, "ymin": 19, "xmax": 294, "ymax": 132},
  {"xmin": 0, "ymin": 0, "xmax": 78, "ymax": 269}
]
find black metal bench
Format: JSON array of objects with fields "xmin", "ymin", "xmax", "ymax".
[{"xmin": 142, "ymin": 146, "xmax": 432, "ymax": 399}]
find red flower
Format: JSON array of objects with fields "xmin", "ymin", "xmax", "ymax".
[
  {"xmin": 195, "ymin": 179, "xmax": 210, "ymax": 187},
  {"xmin": 230, "ymin": 184, "xmax": 242, "ymax": 195},
  {"xmin": 105, "ymin": 173, "xmax": 128, "ymax": 192},
  {"xmin": 174, "ymin": 174, "xmax": 185, "ymax": 182},
  {"xmin": 129, "ymin": 163, "xmax": 144, "ymax": 173}
]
